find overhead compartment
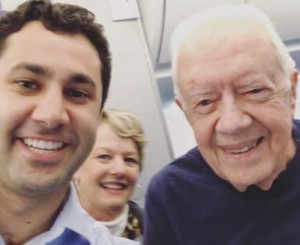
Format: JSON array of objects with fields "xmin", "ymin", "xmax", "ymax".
[
  {"xmin": 139, "ymin": 0, "xmax": 300, "ymax": 68},
  {"xmin": 248, "ymin": 0, "xmax": 300, "ymax": 43},
  {"xmin": 139, "ymin": 0, "xmax": 244, "ymax": 67},
  {"xmin": 157, "ymin": 0, "xmax": 245, "ymax": 66},
  {"xmin": 248, "ymin": 0, "xmax": 300, "ymax": 71}
]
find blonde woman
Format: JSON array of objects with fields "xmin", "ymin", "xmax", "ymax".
[{"xmin": 74, "ymin": 109, "xmax": 146, "ymax": 241}]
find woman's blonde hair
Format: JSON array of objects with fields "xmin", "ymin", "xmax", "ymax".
[{"xmin": 101, "ymin": 108, "xmax": 146, "ymax": 170}]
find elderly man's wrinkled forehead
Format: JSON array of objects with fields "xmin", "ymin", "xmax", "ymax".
[
  {"xmin": 175, "ymin": 29, "xmax": 291, "ymax": 102},
  {"xmin": 171, "ymin": 4, "xmax": 296, "ymax": 99},
  {"xmin": 176, "ymin": 20, "xmax": 287, "ymax": 82},
  {"xmin": 179, "ymin": 17, "xmax": 272, "ymax": 57}
]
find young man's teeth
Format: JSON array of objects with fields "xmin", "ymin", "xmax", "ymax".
[
  {"xmin": 226, "ymin": 141, "xmax": 257, "ymax": 154},
  {"xmin": 29, "ymin": 147, "xmax": 56, "ymax": 154},
  {"xmin": 23, "ymin": 138, "xmax": 63, "ymax": 150}
]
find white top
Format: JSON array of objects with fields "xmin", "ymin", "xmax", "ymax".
[
  {"xmin": 100, "ymin": 204, "xmax": 129, "ymax": 237},
  {"xmin": 0, "ymin": 184, "xmax": 138, "ymax": 245}
]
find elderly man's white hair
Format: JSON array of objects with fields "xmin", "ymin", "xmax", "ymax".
[{"xmin": 170, "ymin": 3, "xmax": 296, "ymax": 98}]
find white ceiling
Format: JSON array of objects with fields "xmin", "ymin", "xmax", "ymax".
[{"xmin": 139, "ymin": 0, "xmax": 300, "ymax": 68}]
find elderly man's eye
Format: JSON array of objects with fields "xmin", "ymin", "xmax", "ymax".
[
  {"xmin": 248, "ymin": 88, "xmax": 264, "ymax": 94},
  {"xmin": 199, "ymin": 99, "xmax": 212, "ymax": 106}
]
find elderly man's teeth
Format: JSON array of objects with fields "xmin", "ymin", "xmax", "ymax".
[{"xmin": 226, "ymin": 141, "xmax": 257, "ymax": 154}]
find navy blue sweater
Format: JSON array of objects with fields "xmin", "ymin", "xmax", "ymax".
[{"xmin": 145, "ymin": 120, "xmax": 300, "ymax": 245}]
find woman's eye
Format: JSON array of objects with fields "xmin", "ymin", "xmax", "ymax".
[
  {"xmin": 125, "ymin": 157, "xmax": 139, "ymax": 164},
  {"xmin": 97, "ymin": 154, "xmax": 110, "ymax": 161}
]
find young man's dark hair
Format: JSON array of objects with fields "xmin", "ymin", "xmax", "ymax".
[{"xmin": 0, "ymin": 0, "xmax": 111, "ymax": 108}]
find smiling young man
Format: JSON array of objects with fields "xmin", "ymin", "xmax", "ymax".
[
  {"xmin": 145, "ymin": 4, "xmax": 300, "ymax": 245},
  {"xmin": 0, "ymin": 1, "xmax": 136, "ymax": 245}
]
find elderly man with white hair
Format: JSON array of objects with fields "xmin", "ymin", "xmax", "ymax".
[{"xmin": 145, "ymin": 4, "xmax": 300, "ymax": 245}]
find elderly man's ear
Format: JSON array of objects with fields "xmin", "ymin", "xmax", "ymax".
[
  {"xmin": 291, "ymin": 70, "xmax": 298, "ymax": 111},
  {"xmin": 175, "ymin": 96, "xmax": 183, "ymax": 111},
  {"xmin": 175, "ymin": 96, "xmax": 193, "ymax": 125},
  {"xmin": 175, "ymin": 96, "xmax": 189, "ymax": 118}
]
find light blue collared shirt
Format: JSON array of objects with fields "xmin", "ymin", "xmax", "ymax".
[{"xmin": 0, "ymin": 184, "xmax": 138, "ymax": 245}]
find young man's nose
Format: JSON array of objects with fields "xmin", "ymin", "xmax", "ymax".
[{"xmin": 31, "ymin": 89, "xmax": 70, "ymax": 128}]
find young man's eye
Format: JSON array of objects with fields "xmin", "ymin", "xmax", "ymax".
[
  {"xmin": 66, "ymin": 90, "xmax": 89, "ymax": 98},
  {"xmin": 17, "ymin": 80, "xmax": 38, "ymax": 89}
]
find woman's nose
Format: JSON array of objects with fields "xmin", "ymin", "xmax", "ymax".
[{"xmin": 109, "ymin": 157, "xmax": 126, "ymax": 176}]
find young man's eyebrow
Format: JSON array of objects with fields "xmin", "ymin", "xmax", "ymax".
[
  {"xmin": 11, "ymin": 62, "xmax": 52, "ymax": 77},
  {"xmin": 68, "ymin": 73, "xmax": 96, "ymax": 88},
  {"xmin": 10, "ymin": 62, "xmax": 97, "ymax": 88}
]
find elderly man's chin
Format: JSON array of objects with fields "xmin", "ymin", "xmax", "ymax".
[{"xmin": 227, "ymin": 168, "xmax": 283, "ymax": 192}]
